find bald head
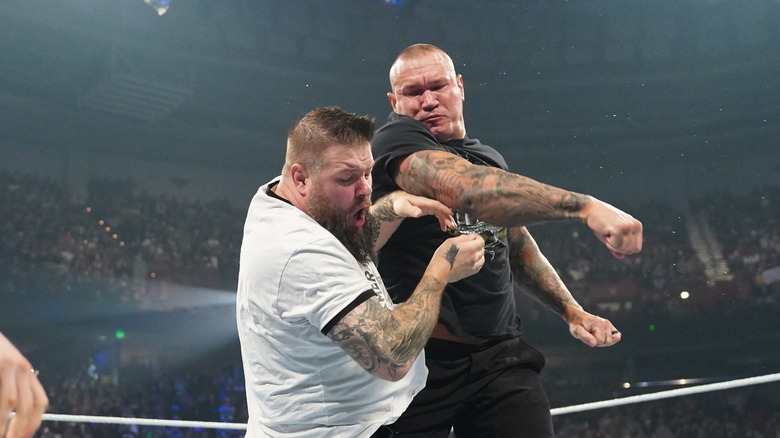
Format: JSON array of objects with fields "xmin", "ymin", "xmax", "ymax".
[
  {"xmin": 389, "ymin": 44, "xmax": 457, "ymax": 91},
  {"xmin": 386, "ymin": 44, "xmax": 466, "ymax": 143}
]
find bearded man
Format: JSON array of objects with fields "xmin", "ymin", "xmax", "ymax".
[{"xmin": 236, "ymin": 106, "xmax": 486, "ymax": 438}]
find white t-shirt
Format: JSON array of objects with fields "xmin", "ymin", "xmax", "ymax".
[{"xmin": 236, "ymin": 178, "xmax": 427, "ymax": 438}]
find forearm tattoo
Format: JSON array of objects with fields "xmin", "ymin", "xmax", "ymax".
[
  {"xmin": 327, "ymin": 275, "xmax": 446, "ymax": 379},
  {"xmin": 368, "ymin": 194, "xmax": 400, "ymax": 248},
  {"xmin": 370, "ymin": 194, "xmax": 401, "ymax": 221},
  {"xmin": 398, "ymin": 151, "xmax": 588, "ymax": 225},
  {"xmin": 508, "ymin": 227, "xmax": 579, "ymax": 316}
]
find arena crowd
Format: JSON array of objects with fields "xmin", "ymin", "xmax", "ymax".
[{"xmin": 2, "ymin": 170, "xmax": 779, "ymax": 437}]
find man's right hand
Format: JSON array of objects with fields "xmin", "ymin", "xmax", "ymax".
[
  {"xmin": 0, "ymin": 334, "xmax": 48, "ymax": 438},
  {"xmin": 433, "ymin": 234, "xmax": 485, "ymax": 283},
  {"xmin": 579, "ymin": 197, "xmax": 643, "ymax": 259}
]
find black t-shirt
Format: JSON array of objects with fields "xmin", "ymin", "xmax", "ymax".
[{"xmin": 371, "ymin": 112, "xmax": 521, "ymax": 339}]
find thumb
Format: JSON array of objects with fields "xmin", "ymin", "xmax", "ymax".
[{"xmin": 610, "ymin": 250, "xmax": 625, "ymax": 260}]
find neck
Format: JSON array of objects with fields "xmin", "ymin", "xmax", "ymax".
[{"xmin": 273, "ymin": 177, "xmax": 305, "ymax": 213}]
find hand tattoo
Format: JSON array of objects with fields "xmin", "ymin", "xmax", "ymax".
[{"xmin": 445, "ymin": 244, "xmax": 459, "ymax": 269}]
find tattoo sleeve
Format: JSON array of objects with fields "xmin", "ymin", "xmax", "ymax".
[
  {"xmin": 507, "ymin": 226, "xmax": 581, "ymax": 317},
  {"xmin": 326, "ymin": 251, "xmax": 452, "ymax": 381},
  {"xmin": 396, "ymin": 150, "xmax": 589, "ymax": 226}
]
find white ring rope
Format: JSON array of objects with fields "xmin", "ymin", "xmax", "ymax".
[
  {"xmin": 550, "ymin": 372, "xmax": 780, "ymax": 416},
  {"xmin": 25, "ymin": 372, "xmax": 780, "ymax": 430},
  {"xmin": 40, "ymin": 413, "xmax": 248, "ymax": 430}
]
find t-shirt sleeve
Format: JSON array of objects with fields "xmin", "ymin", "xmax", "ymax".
[
  {"xmin": 278, "ymin": 240, "xmax": 375, "ymax": 334},
  {"xmin": 371, "ymin": 114, "xmax": 446, "ymax": 201}
]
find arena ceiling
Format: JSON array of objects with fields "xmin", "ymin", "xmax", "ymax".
[{"xmin": 1, "ymin": 0, "xmax": 778, "ymax": 174}]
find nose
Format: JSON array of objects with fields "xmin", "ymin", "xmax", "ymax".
[
  {"xmin": 356, "ymin": 175, "xmax": 372, "ymax": 198},
  {"xmin": 421, "ymin": 90, "xmax": 437, "ymax": 110}
]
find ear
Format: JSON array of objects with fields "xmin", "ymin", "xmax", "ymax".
[
  {"xmin": 289, "ymin": 163, "xmax": 310, "ymax": 196},
  {"xmin": 456, "ymin": 74, "xmax": 465, "ymax": 101},
  {"xmin": 387, "ymin": 92, "xmax": 397, "ymax": 111}
]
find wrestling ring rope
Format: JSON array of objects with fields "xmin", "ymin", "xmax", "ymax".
[{"xmin": 13, "ymin": 372, "xmax": 779, "ymax": 430}]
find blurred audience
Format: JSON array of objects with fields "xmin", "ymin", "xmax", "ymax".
[
  {"xmin": 0, "ymin": 171, "xmax": 242, "ymax": 306},
  {"xmin": 3, "ymin": 170, "xmax": 779, "ymax": 436},
  {"xmin": 554, "ymin": 383, "xmax": 780, "ymax": 438},
  {"xmin": 6, "ymin": 170, "xmax": 779, "ymax": 315},
  {"xmin": 34, "ymin": 360, "xmax": 247, "ymax": 438}
]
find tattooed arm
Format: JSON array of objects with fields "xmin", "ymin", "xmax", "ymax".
[
  {"xmin": 394, "ymin": 150, "xmax": 643, "ymax": 258},
  {"xmin": 369, "ymin": 191, "xmax": 455, "ymax": 253},
  {"xmin": 327, "ymin": 234, "xmax": 485, "ymax": 381},
  {"xmin": 507, "ymin": 226, "xmax": 621, "ymax": 348}
]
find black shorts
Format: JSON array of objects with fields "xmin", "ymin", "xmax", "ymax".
[{"xmin": 388, "ymin": 336, "xmax": 554, "ymax": 438}]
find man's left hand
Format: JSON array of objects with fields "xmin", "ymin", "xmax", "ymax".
[
  {"xmin": 389, "ymin": 191, "xmax": 455, "ymax": 231},
  {"xmin": 566, "ymin": 307, "xmax": 622, "ymax": 348}
]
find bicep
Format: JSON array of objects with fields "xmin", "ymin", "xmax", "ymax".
[
  {"xmin": 507, "ymin": 226, "xmax": 568, "ymax": 300},
  {"xmin": 507, "ymin": 226, "xmax": 547, "ymax": 279},
  {"xmin": 507, "ymin": 226, "xmax": 535, "ymax": 260},
  {"xmin": 395, "ymin": 150, "xmax": 475, "ymax": 207}
]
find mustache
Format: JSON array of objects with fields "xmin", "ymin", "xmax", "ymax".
[{"xmin": 356, "ymin": 198, "xmax": 371, "ymax": 210}]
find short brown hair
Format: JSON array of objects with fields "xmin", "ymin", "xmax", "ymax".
[{"xmin": 284, "ymin": 106, "xmax": 374, "ymax": 174}]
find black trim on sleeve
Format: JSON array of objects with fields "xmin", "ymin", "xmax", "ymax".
[{"xmin": 321, "ymin": 290, "xmax": 375, "ymax": 335}]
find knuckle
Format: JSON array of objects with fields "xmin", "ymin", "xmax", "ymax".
[{"xmin": 1, "ymin": 395, "xmax": 18, "ymax": 407}]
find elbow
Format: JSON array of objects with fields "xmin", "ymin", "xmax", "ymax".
[
  {"xmin": 387, "ymin": 372, "xmax": 408, "ymax": 382},
  {"xmin": 456, "ymin": 191, "xmax": 479, "ymax": 215},
  {"xmin": 454, "ymin": 187, "xmax": 492, "ymax": 218},
  {"xmin": 370, "ymin": 361, "xmax": 413, "ymax": 382},
  {"xmin": 449, "ymin": 167, "xmax": 497, "ymax": 215},
  {"xmin": 374, "ymin": 366, "xmax": 411, "ymax": 382}
]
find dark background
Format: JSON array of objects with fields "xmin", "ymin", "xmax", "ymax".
[
  {"xmin": 1, "ymin": 0, "xmax": 779, "ymax": 415},
  {"xmin": 2, "ymin": 0, "xmax": 778, "ymax": 206}
]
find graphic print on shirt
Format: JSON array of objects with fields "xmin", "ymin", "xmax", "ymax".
[{"xmin": 363, "ymin": 263, "xmax": 395, "ymax": 309}]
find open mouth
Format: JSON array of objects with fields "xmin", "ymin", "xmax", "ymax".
[{"xmin": 352, "ymin": 207, "xmax": 367, "ymax": 227}]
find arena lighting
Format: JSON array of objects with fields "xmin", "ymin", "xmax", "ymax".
[
  {"xmin": 116, "ymin": 284, "xmax": 240, "ymax": 366},
  {"xmin": 632, "ymin": 376, "xmax": 735, "ymax": 388},
  {"xmin": 33, "ymin": 280, "xmax": 236, "ymax": 325},
  {"xmin": 144, "ymin": 0, "xmax": 170, "ymax": 16},
  {"xmin": 381, "ymin": 0, "xmax": 419, "ymax": 16},
  {"xmin": 148, "ymin": 282, "xmax": 237, "ymax": 310}
]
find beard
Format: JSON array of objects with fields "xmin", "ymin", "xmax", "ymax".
[{"xmin": 308, "ymin": 189, "xmax": 376, "ymax": 264}]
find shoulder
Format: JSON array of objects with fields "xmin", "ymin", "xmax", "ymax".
[
  {"xmin": 244, "ymin": 183, "xmax": 340, "ymax": 257},
  {"xmin": 373, "ymin": 113, "xmax": 441, "ymax": 156},
  {"xmin": 376, "ymin": 112, "xmax": 427, "ymax": 135},
  {"xmin": 461, "ymin": 137, "xmax": 510, "ymax": 171}
]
